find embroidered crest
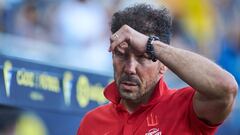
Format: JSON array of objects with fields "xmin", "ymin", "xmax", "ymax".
[
  {"xmin": 145, "ymin": 128, "xmax": 161, "ymax": 135},
  {"xmin": 146, "ymin": 113, "xmax": 159, "ymax": 126}
]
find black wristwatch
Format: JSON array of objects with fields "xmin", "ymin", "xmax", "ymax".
[{"xmin": 146, "ymin": 35, "xmax": 160, "ymax": 62}]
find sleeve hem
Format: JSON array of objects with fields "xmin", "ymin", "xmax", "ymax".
[{"xmin": 189, "ymin": 90, "xmax": 221, "ymax": 130}]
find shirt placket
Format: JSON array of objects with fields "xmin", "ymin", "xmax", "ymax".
[
  {"xmin": 116, "ymin": 104, "xmax": 135, "ymax": 135},
  {"xmin": 123, "ymin": 112, "xmax": 135, "ymax": 135}
]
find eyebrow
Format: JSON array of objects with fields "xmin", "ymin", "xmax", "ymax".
[{"xmin": 114, "ymin": 46, "xmax": 126, "ymax": 54}]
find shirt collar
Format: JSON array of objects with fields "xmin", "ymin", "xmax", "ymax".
[{"xmin": 103, "ymin": 77, "xmax": 169, "ymax": 105}]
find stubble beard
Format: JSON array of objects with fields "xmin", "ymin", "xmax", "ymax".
[
  {"xmin": 118, "ymin": 85, "xmax": 141, "ymax": 102},
  {"xmin": 117, "ymin": 76, "xmax": 160, "ymax": 103},
  {"xmin": 113, "ymin": 68, "xmax": 161, "ymax": 104}
]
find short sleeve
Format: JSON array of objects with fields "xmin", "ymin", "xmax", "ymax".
[{"xmin": 188, "ymin": 90, "xmax": 220, "ymax": 135}]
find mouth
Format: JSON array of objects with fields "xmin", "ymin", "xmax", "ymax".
[
  {"xmin": 121, "ymin": 81, "xmax": 137, "ymax": 86},
  {"xmin": 120, "ymin": 81, "xmax": 138, "ymax": 91}
]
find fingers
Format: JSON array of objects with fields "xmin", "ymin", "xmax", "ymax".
[
  {"xmin": 109, "ymin": 25, "xmax": 148, "ymax": 55},
  {"xmin": 112, "ymin": 33, "xmax": 119, "ymax": 40},
  {"xmin": 109, "ymin": 32, "xmax": 125, "ymax": 52},
  {"xmin": 109, "ymin": 25, "xmax": 132, "ymax": 52},
  {"xmin": 109, "ymin": 33, "xmax": 118, "ymax": 51},
  {"xmin": 115, "ymin": 42, "xmax": 128, "ymax": 54}
]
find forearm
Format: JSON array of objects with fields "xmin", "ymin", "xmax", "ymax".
[{"xmin": 153, "ymin": 41, "xmax": 238, "ymax": 99}]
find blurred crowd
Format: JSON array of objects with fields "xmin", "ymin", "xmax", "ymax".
[
  {"xmin": 0, "ymin": 0, "xmax": 239, "ymax": 77},
  {"xmin": 0, "ymin": 0, "xmax": 239, "ymax": 134}
]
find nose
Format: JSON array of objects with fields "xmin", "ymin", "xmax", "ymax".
[{"xmin": 123, "ymin": 57, "xmax": 137, "ymax": 75}]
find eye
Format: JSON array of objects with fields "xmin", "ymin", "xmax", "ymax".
[
  {"xmin": 137, "ymin": 55, "xmax": 149, "ymax": 64},
  {"xmin": 114, "ymin": 49, "xmax": 125, "ymax": 58}
]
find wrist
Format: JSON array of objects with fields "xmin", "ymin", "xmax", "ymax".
[{"xmin": 146, "ymin": 36, "xmax": 160, "ymax": 62}]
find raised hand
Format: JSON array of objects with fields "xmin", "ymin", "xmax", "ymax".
[{"xmin": 109, "ymin": 25, "xmax": 149, "ymax": 55}]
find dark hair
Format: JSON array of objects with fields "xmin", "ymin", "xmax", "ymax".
[{"xmin": 111, "ymin": 4, "xmax": 172, "ymax": 44}]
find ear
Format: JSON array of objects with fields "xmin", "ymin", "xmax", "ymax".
[{"xmin": 159, "ymin": 64, "xmax": 168, "ymax": 74}]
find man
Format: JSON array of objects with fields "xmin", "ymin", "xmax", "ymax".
[{"xmin": 77, "ymin": 4, "xmax": 238, "ymax": 135}]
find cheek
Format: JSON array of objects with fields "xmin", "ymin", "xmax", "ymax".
[
  {"xmin": 138, "ymin": 66, "xmax": 161, "ymax": 89},
  {"xmin": 113, "ymin": 60, "xmax": 123, "ymax": 82}
]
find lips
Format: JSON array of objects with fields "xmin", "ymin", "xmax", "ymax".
[
  {"xmin": 121, "ymin": 81, "xmax": 138, "ymax": 86},
  {"xmin": 120, "ymin": 81, "xmax": 138, "ymax": 91}
]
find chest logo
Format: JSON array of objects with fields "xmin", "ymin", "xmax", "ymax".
[
  {"xmin": 147, "ymin": 113, "xmax": 159, "ymax": 127},
  {"xmin": 145, "ymin": 128, "xmax": 161, "ymax": 135}
]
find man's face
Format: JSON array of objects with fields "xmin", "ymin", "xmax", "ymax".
[{"xmin": 113, "ymin": 43, "xmax": 165, "ymax": 103}]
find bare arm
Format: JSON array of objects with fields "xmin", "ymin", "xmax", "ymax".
[
  {"xmin": 109, "ymin": 25, "xmax": 238, "ymax": 125},
  {"xmin": 153, "ymin": 41, "xmax": 238, "ymax": 125}
]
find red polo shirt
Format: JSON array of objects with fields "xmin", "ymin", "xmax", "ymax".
[{"xmin": 77, "ymin": 79, "xmax": 219, "ymax": 135}]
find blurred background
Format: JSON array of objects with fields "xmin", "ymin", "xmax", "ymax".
[{"xmin": 0, "ymin": 0, "xmax": 239, "ymax": 135}]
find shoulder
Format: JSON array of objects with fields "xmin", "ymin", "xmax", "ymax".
[
  {"xmin": 163, "ymin": 86, "xmax": 195, "ymax": 101},
  {"xmin": 158, "ymin": 86, "xmax": 196, "ymax": 112},
  {"xmin": 171, "ymin": 87, "xmax": 219, "ymax": 133},
  {"xmin": 80, "ymin": 102, "xmax": 116, "ymax": 125},
  {"xmin": 77, "ymin": 103, "xmax": 114, "ymax": 134},
  {"xmin": 82, "ymin": 103, "xmax": 113, "ymax": 122},
  {"xmin": 175, "ymin": 86, "xmax": 195, "ymax": 98}
]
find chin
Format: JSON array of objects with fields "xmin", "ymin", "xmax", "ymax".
[{"xmin": 119, "ymin": 90, "xmax": 138, "ymax": 101}]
